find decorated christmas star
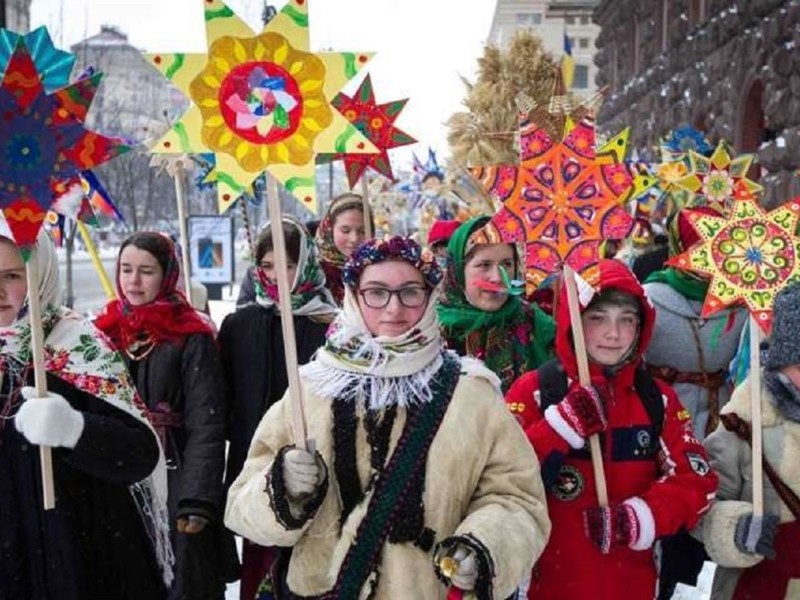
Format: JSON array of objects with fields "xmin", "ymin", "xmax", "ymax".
[
  {"xmin": 323, "ymin": 74, "xmax": 416, "ymax": 188},
  {"xmin": 147, "ymin": 0, "xmax": 377, "ymax": 213},
  {"xmin": 471, "ymin": 115, "xmax": 636, "ymax": 293},
  {"xmin": 0, "ymin": 40, "xmax": 129, "ymax": 254},
  {"xmin": 668, "ymin": 196, "xmax": 800, "ymax": 333},
  {"xmin": 674, "ymin": 140, "xmax": 763, "ymax": 213}
]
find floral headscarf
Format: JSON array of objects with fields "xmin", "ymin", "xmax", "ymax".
[
  {"xmin": 0, "ymin": 224, "xmax": 174, "ymax": 585},
  {"xmin": 251, "ymin": 217, "xmax": 338, "ymax": 318},
  {"xmin": 302, "ymin": 236, "xmax": 453, "ymax": 410},
  {"xmin": 96, "ymin": 232, "xmax": 213, "ymax": 352},
  {"xmin": 437, "ymin": 217, "xmax": 554, "ymax": 391},
  {"xmin": 316, "ymin": 193, "xmax": 369, "ymax": 268}
]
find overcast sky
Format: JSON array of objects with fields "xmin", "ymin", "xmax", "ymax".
[{"xmin": 29, "ymin": 0, "xmax": 497, "ymax": 167}]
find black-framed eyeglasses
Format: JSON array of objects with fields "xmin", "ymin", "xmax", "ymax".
[{"xmin": 358, "ymin": 286, "xmax": 429, "ymax": 308}]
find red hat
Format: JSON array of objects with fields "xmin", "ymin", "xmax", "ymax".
[{"xmin": 427, "ymin": 220, "xmax": 461, "ymax": 246}]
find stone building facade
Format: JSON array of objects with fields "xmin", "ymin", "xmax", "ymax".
[
  {"xmin": 489, "ymin": 0, "xmax": 601, "ymax": 96},
  {"xmin": 594, "ymin": 0, "xmax": 800, "ymax": 207}
]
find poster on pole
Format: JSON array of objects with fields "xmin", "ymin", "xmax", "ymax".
[{"xmin": 188, "ymin": 215, "xmax": 234, "ymax": 284}]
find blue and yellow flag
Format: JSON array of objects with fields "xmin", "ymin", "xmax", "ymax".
[{"xmin": 561, "ymin": 34, "xmax": 575, "ymax": 89}]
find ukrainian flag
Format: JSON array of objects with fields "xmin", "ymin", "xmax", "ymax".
[{"xmin": 562, "ymin": 34, "xmax": 575, "ymax": 89}]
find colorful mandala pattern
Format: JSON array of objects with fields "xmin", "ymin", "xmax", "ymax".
[
  {"xmin": 191, "ymin": 32, "xmax": 331, "ymax": 170},
  {"xmin": 472, "ymin": 116, "xmax": 636, "ymax": 292},
  {"xmin": 0, "ymin": 40, "xmax": 128, "ymax": 253},
  {"xmin": 148, "ymin": 0, "xmax": 375, "ymax": 213},
  {"xmin": 668, "ymin": 197, "xmax": 800, "ymax": 334}
]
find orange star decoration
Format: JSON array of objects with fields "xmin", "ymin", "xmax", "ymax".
[
  {"xmin": 668, "ymin": 196, "xmax": 800, "ymax": 334},
  {"xmin": 146, "ymin": 0, "xmax": 376, "ymax": 213},
  {"xmin": 472, "ymin": 116, "xmax": 636, "ymax": 294},
  {"xmin": 674, "ymin": 140, "xmax": 763, "ymax": 213}
]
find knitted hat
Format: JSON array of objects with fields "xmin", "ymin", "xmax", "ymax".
[
  {"xmin": 766, "ymin": 281, "xmax": 800, "ymax": 370},
  {"xmin": 427, "ymin": 220, "xmax": 461, "ymax": 247}
]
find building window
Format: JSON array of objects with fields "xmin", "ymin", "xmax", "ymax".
[
  {"xmin": 579, "ymin": 38, "xmax": 590, "ymax": 49},
  {"xmin": 516, "ymin": 12, "xmax": 542, "ymax": 26},
  {"xmin": 566, "ymin": 16, "xmax": 576, "ymax": 25},
  {"xmin": 573, "ymin": 65, "xmax": 589, "ymax": 89},
  {"xmin": 580, "ymin": 16, "xmax": 591, "ymax": 25}
]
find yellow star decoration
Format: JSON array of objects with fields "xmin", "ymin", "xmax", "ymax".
[
  {"xmin": 146, "ymin": 0, "xmax": 376, "ymax": 213},
  {"xmin": 674, "ymin": 140, "xmax": 763, "ymax": 213},
  {"xmin": 668, "ymin": 196, "xmax": 800, "ymax": 334}
]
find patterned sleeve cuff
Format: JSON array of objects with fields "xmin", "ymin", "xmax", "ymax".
[
  {"xmin": 544, "ymin": 404, "xmax": 585, "ymax": 450},
  {"xmin": 434, "ymin": 534, "xmax": 497, "ymax": 600},
  {"xmin": 264, "ymin": 445, "xmax": 329, "ymax": 531},
  {"xmin": 624, "ymin": 497, "xmax": 656, "ymax": 551}
]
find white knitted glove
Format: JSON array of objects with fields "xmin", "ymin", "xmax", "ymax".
[
  {"xmin": 448, "ymin": 545, "xmax": 478, "ymax": 591},
  {"xmin": 15, "ymin": 387, "xmax": 85, "ymax": 449},
  {"xmin": 283, "ymin": 448, "xmax": 321, "ymax": 499}
]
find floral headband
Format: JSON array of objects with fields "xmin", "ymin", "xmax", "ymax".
[{"xmin": 343, "ymin": 236, "xmax": 443, "ymax": 289}]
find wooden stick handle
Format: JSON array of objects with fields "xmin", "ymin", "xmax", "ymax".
[
  {"xmin": 26, "ymin": 249, "xmax": 56, "ymax": 510},
  {"xmin": 266, "ymin": 177, "xmax": 309, "ymax": 451},
  {"xmin": 173, "ymin": 162, "xmax": 194, "ymax": 306},
  {"xmin": 749, "ymin": 315, "xmax": 764, "ymax": 517},
  {"xmin": 77, "ymin": 221, "xmax": 115, "ymax": 299},
  {"xmin": 563, "ymin": 264, "xmax": 608, "ymax": 507},
  {"xmin": 360, "ymin": 176, "xmax": 372, "ymax": 239}
]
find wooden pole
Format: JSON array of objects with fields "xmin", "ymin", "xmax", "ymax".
[
  {"xmin": 173, "ymin": 162, "xmax": 193, "ymax": 305},
  {"xmin": 26, "ymin": 248, "xmax": 56, "ymax": 510},
  {"xmin": 360, "ymin": 176, "xmax": 373, "ymax": 239},
  {"xmin": 563, "ymin": 264, "xmax": 608, "ymax": 507},
  {"xmin": 266, "ymin": 177, "xmax": 308, "ymax": 450},
  {"xmin": 76, "ymin": 221, "xmax": 115, "ymax": 299},
  {"xmin": 749, "ymin": 315, "xmax": 764, "ymax": 517}
]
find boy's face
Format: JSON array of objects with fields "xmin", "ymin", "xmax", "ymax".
[{"xmin": 581, "ymin": 303, "xmax": 640, "ymax": 366}]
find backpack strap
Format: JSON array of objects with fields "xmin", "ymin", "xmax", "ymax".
[
  {"xmin": 536, "ymin": 358, "xmax": 568, "ymax": 412},
  {"xmin": 634, "ymin": 366, "xmax": 665, "ymax": 440}
]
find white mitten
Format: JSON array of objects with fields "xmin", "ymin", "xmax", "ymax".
[
  {"xmin": 15, "ymin": 388, "xmax": 85, "ymax": 449},
  {"xmin": 449, "ymin": 545, "xmax": 478, "ymax": 591},
  {"xmin": 283, "ymin": 448, "xmax": 321, "ymax": 499}
]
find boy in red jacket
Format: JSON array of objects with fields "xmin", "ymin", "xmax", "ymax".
[{"xmin": 506, "ymin": 260, "xmax": 718, "ymax": 599}]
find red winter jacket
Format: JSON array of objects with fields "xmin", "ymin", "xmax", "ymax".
[{"xmin": 506, "ymin": 260, "xmax": 718, "ymax": 599}]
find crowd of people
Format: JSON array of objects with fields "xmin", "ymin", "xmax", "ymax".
[{"xmin": 2, "ymin": 191, "xmax": 797, "ymax": 599}]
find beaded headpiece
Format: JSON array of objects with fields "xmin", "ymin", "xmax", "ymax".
[{"xmin": 343, "ymin": 236, "xmax": 443, "ymax": 289}]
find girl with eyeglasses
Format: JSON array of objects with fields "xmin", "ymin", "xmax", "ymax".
[
  {"xmin": 225, "ymin": 236, "xmax": 550, "ymax": 599},
  {"xmin": 438, "ymin": 216, "xmax": 555, "ymax": 392},
  {"xmin": 218, "ymin": 217, "xmax": 337, "ymax": 599}
]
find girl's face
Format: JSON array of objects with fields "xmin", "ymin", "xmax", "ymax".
[
  {"xmin": 259, "ymin": 250, "xmax": 298, "ymax": 289},
  {"xmin": 119, "ymin": 246, "xmax": 164, "ymax": 306},
  {"xmin": 332, "ymin": 208, "xmax": 366, "ymax": 258},
  {"xmin": 356, "ymin": 261, "xmax": 428, "ymax": 337},
  {"xmin": 581, "ymin": 304, "xmax": 640, "ymax": 366},
  {"xmin": 463, "ymin": 243, "xmax": 515, "ymax": 312},
  {"xmin": 0, "ymin": 240, "xmax": 27, "ymax": 326}
]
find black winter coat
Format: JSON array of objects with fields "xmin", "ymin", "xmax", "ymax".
[
  {"xmin": 126, "ymin": 332, "xmax": 229, "ymax": 600},
  {"xmin": 0, "ymin": 373, "xmax": 165, "ymax": 600},
  {"xmin": 218, "ymin": 304, "xmax": 329, "ymax": 489}
]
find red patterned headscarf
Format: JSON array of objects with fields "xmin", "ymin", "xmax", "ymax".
[{"xmin": 95, "ymin": 232, "xmax": 213, "ymax": 351}]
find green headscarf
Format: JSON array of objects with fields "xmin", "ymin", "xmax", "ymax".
[{"xmin": 436, "ymin": 217, "xmax": 554, "ymax": 390}]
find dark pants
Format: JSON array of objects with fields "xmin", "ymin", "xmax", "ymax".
[{"xmin": 658, "ymin": 532, "xmax": 708, "ymax": 600}]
